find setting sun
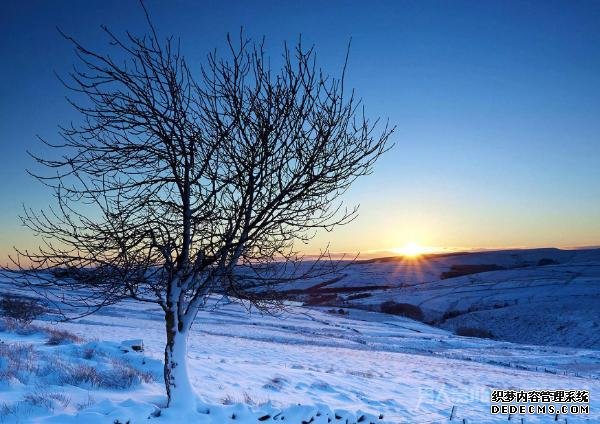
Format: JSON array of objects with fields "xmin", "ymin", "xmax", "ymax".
[{"xmin": 392, "ymin": 242, "xmax": 430, "ymax": 257}]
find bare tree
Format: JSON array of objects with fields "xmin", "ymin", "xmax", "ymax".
[{"xmin": 7, "ymin": 15, "xmax": 393, "ymax": 410}]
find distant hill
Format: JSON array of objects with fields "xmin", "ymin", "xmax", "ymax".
[{"xmin": 281, "ymin": 248, "xmax": 600, "ymax": 349}]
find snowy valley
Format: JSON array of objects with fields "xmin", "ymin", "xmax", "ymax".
[{"xmin": 0, "ymin": 248, "xmax": 598, "ymax": 423}]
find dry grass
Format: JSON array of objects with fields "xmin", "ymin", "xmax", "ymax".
[
  {"xmin": 75, "ymin": 393, "xmax": 96, "ymax": 411},
  {"xmin": 0, "ymin": 317, "xmax": 83, "ymax": 346},
  {"xmin": 82, "ymin": 347, "xmax": 96, "ymax": 360},
  {"xmin": 0, "ymin": 342, "xmax": 37, "ymax": 384},
  {"xmin": 45, "ymin": 328, "xmax": 83, "ymax": 345},
  {"xmin": 1, "ymin": 319, "xmax": 153, "ymax": 391},
  {"xmin": 0, "ymin": 318, "xmax": 42, "ymax": 335},
  {"xmin": 220, "ymin": 392, "xmax": 271, "ymax": 407},
  {"xmin": 56, "ymin": 359, "xmax": 153, "ymax": 389}
]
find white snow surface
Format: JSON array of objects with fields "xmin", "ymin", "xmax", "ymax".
[
  {"xmin": 0, "ymin": 248, "xmax": 598, "ymax": 423},
  {"xmin": 0, "ymin": 289, "xmax": 598, "ymax": 422}
]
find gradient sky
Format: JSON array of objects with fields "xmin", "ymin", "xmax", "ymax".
[{"xmin": 1, "ymin": 0, "xmax": 599, "ymax": 261}]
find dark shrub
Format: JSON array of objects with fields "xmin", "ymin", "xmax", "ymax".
[
  {"xmin": 442, "ymin": 309, "xmax": 464, "ymax": 320},
  {"xmin": 346, "ymin": 292, "xmax": 372, "ymax": 301},
  {"xmin": 51, "ymin": 266, "xmax": 81, "ymax": 280},
  {"xmin": 456, "ymin": 326, "xmax": 494, "ymax": 339},
  {"xmin": 46, "ymin": 328, "xmax": 82, "ymax": 345},
  {"xmin": 304, "ymin": 293, "xmax": 338, "ymax": 306},
  {"xmin": 440, "ymin": 264, "xmax": 504, "ymax": 279},
  {"xmin": 0, "ymin": 295, "xmax": 46, "ymax": 324},
  {"xmin": 60, "ymin": 361, "xmax": 152, "ymax": 389},
  {"xmin": 51, "ymin": 267, "xmax": 106, "ymax": 286},
  {"xmin": 326, "ymin": 308, "xmax": 348, "ymax": 315},
  {"xmin": 379, "ymin": 301, "xmax": 424, "ymax": 321}
]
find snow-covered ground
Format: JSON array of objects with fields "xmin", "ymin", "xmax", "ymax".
[
  {"xmin": 1, "ymin": 249, "xmax": 598, "ymax": 422},
  {"xmin": 1, "ymin": 283, "xmax": 598, "ymax": 423},
  {"xmin": 284, "ymin": 248, "xmax": 600, "ymax": 349}
]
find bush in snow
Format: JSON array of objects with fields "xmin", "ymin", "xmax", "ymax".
[
  {"xmin": 327, "ymin": 308, "xmax": 349, "ymax": 315},
  {"xmin": 346, "ymin": 292, "xmax": 372, "ymax": 300},
  {"xmin": 107, "ymin": 359, "xmax": 154, "ymax": 387},
  {"xmin": 0, "ymin": 316, "xmax": 83, "ymax": 345},
  {"xmin": 75, "ymin": 393, "xmax": 96, "ymax": 411},
  {"xmin": 0, "ymin": 294, "xmax": 45, "ymax": 324},
  {"xmin": 442, "ymin": 309, "xmax": 464, "ymax": 320},
  {"xmin": 0, "ymin": 342, "xmax": 37, "ymax": 384},
  {"xmin": 45, "ymin": 328, "xmax": 83, "ymax": 345},
  {"xmin": 0, "ymin": 390, "xmax": 71, "ymax": 418},
  {"xmin": 220, "ymin": 392, "xmax": 271, "ymax": 407},
  {"xmin": 0, "ymin": 318, "xmax": 50, "ymax": 338},
  {"xmin": 456, "ymin": 326, "xmax": 494, "ymax": 339},
  {"xmin": 23, "ymin": 391, "xmax": 54, "ymax": 410},
  {"xmin": 1, "ymin": 320, "xmax": 154, "ymax": 391},
  {"xmin": 304, "ymin": 293, "xmax": 340, "ymax": 306},
  {"xmin": 0, "ymin": 402, "xmax": 24, "ymax": 420},
  {"xmin": 537, "ymin": 258, "xmax": 558, "ymax": 266},
  {"xmin": 379, "ymin": 301, "xmax": 424, "ymax": 321},
  {"xmin": 56, "ymin": 359, "xmax": 153, "ymax": 389}
]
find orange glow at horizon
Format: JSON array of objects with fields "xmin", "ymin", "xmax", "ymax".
[{"xmin": 391, "ymin": 242, "xmax": 435, "ymax": 258}]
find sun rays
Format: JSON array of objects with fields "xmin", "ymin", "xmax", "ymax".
[{"xmin": 391, "ymin": 242, "xmax": 434, "ymax": 258}]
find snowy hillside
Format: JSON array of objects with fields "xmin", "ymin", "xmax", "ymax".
[
  {"xmin": 1, "ymin": 249, "xmax": 598, "ymax": 422},
  {"xmin": 1, "ymin": 279, "xmax": 599, "ymax": 423},
  {"xmin": 281, "ymin": 248, "xmax": 600, "ymax": 349}
]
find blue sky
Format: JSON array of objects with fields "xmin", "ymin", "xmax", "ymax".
[{"xmin": 1, "ymin": 0, "xmax": 599, "ymax": 259}]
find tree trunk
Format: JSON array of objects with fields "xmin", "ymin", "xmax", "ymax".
[{"xmin": 164, "ymin": 309, "xmax": 195, "ymax": 410}]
